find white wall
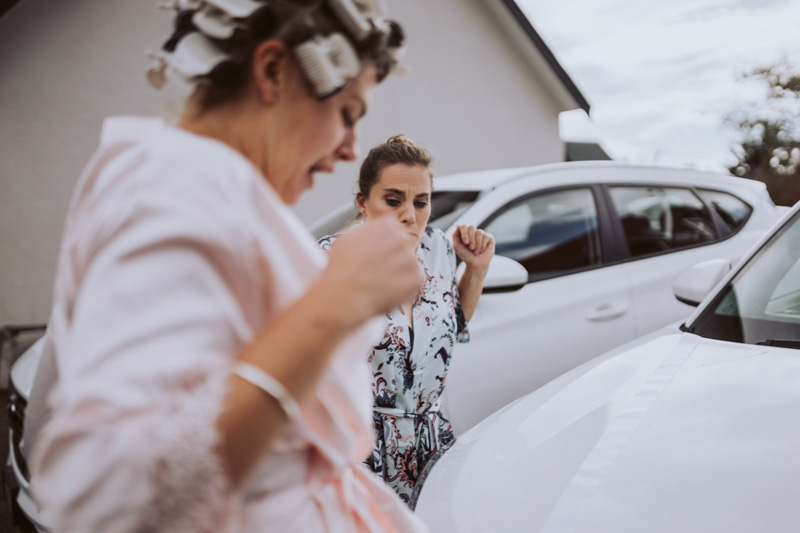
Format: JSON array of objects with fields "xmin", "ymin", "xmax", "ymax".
[{"xmin": 0, "ymin": 0, "xmax": 564, "ymax": 326}]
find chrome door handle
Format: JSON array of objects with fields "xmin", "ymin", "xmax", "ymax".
[{"xmin": 586, "ymin": 302, "xmax": 629, "ymax": 321}]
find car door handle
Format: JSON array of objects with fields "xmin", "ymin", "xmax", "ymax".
[{"xmin": 586, "ymin": 302, "xmax": 629, "ymax": 321}]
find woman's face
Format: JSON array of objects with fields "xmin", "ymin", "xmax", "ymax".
[
  {"xmin": 358, "ymin": 163, "xmax": 432, "ymax": 246},
  {"xmin": 266, "ymin": 63, "xmax": 378, "ymax": 205}
]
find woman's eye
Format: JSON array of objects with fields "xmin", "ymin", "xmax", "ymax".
[
  {"xmin": 341, "ymin": 110, "xmax": 355, "ymax": 128},
  {"xmin": 386, "ymin": 199, "xmax": 400, "ymax": 207},
  {"xmin": 415, "ymin": 202, "xmax": 428, "ymax": 209}
]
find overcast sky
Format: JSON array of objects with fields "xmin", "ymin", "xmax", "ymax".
[{"xmin": 518, "ymin": 0, "xmax": 800, "ymax": 172}]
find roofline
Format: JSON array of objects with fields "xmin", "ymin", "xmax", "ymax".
[{"xmin": 499, "ymin": 0, "xmax": 591, "ymax": 114}]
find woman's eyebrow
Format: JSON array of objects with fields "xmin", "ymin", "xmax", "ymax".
[
  {"xmin": 415, "ymin": 193, "xmax": 430, "ymax": 199},
  {"xmin": 383, "ymin": 188, "xmax": 406, "ymax": 196}
]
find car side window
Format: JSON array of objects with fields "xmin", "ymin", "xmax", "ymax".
[
  {"xmin": 696, "ymin": 189, "xmax": 752, "ymax": 235},
  {"xmin": 483, "ymin": 188, "xmax": 601, "ymax": 279},
  {"xmin": 610, "ymin": 186, "xmax": 717, "ymax": 258}
]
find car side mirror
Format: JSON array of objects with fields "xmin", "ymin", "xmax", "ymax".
[
  {"xmin": 672, "ymin": 258, "xmax": 732, "ymax": 307},
  {"xmin": 458, "ymin": 255, "xmax": 528, "ymax": 293}
]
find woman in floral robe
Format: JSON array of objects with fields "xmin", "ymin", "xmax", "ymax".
[{"xmin": 319, "ymin": 135, "xmax": 495, "ymax": 507}]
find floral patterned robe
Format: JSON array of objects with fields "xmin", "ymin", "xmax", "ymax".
[{"xmin": 319, "ymin": 226, "xmax": 469, "ymax": 508}]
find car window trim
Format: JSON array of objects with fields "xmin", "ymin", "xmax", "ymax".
[
  {"xmin": 478, "ymin": 184, "xmax": 607, "ymax": 286},
  {"xmin": 595, "ymin": 184, "xmax": 630, "ymax": 263},
  {"xmin": 476, "ymin": 182, "xmax": 758, "ymax": 289}
]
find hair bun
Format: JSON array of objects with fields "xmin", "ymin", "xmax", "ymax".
[{"xmin": 385, "ymin": 134, "xmax": 416, "ymax": 147}]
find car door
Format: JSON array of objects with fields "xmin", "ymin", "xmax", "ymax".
[
  {"xmin": 443, "ymin": 186, "xmax": 638, "ymax": 434},
  {"xmin": 605, "ymin": 185, "xmax": 759, "ymax": 336}
]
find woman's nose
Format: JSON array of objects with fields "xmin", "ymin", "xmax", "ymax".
[
  {"xmin": 401, "ymin": 203, "xmax": 416, "ymax": 224},
  {"xmin": 336, "ymin": 127, "xmax": 359, "ymax": 162}
]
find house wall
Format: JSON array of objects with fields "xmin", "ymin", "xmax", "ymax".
[{"xmin": 0, "ymin": 0, "xmax": 564, "ymax": 326}]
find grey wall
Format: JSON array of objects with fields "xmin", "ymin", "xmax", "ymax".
[
  {"xmin": 0, "ymin": 0, "xmax": 564, "ymax": 326},
  {"xmin": 294, "ymin": 0, "xmax": 565, "ymax": 223},
  {"xmin": 0, "ymin": 1, "xmax": 186, "ymax": 326}
]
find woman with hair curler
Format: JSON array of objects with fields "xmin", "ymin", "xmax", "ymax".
[
  {"xmin": 319, "ymin": 135, "xmax": 495, "ymax": 508},
  {"xmin": 27, "ymin": 1, "xmax": 429, "ymax": 531}
]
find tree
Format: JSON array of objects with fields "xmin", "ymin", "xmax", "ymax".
[{"xmin": 727, "ymin": 64, "xmax": 800, "ymax": 206}]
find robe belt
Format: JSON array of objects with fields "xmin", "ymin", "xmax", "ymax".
[{"xmin": 373, "ymin": 406, "xmax": 445, "ymax": 419}]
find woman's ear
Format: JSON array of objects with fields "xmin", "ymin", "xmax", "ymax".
[
  {"xmin": 356, "ymin": 194, "xmax": 367, "ymax": 217},
  {"xmin": 252, "ymin": 40, "xmax": 289, "ymax": 105}
]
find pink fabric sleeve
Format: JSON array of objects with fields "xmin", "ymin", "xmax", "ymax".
[{"xmin": 31, "ymin": 188, "xmax": 258, "ymax": 532}]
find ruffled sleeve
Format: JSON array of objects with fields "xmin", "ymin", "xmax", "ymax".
[
  {"xmin": 441, "ymin": 230, "xmax": 470, "ymax": 344},
  {"xmin": 451, "ymin": 277, "xmax": 470, "ymax": 344},
  {"xmin": 31, "ymin": 171, "xmax": 257, "ymax": 532},
  {"xmin": 316, "ymin": 233, "xmax": 339, "ymax": 251},
  {"xmin": 454, "ymin": 294, "xmax": 470, "ymax": 343}
]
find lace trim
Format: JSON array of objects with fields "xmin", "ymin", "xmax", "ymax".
[{"xmin": 135, "ymin": 376, "xmax": 237, "ymax": 533}]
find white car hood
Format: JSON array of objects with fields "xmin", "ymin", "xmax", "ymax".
[{"xmin": 416, "ymin": 332, "xmax": 800, "ymax": 532}]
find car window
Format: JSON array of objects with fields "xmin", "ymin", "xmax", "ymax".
[
  {"xmin": 483, "ymin": 188, "xmax": 601, "ymax": 280},
  {"xmin": 429, "ymin": 190, "xmax": 481, "ymax": 230},
  {"xmin": 610, "ymin": 186, "xmax": 717, "ymax": 258},
  {"xmin": 696, "ymin": 189, "xmax": 752, "ymax": 234}
]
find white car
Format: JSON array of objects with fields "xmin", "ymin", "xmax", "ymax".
[
  {"xmin": 415, "ymin": 201, "xmax": 800, "ymax": 532},
  {"xmin": 5, "ymin": 333, "xmax": 48, "ymax": 533},
  {"xmin": 312, "ymin": 161, "xmax": 785, "ymax": 433}
]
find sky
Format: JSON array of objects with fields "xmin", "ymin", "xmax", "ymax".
[{"xmin": 518, "ymin": 0, "xmax": 800, "ymax": 172}]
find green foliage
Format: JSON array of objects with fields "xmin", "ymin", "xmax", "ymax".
[{"xmin": 728, "ymin": 63, "xmax": 800, "ymax": 206}]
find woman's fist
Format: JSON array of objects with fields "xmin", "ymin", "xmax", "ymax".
[
  {"xmin": 323, "ymin": 218, "xmax": 422, "ymax": 326},
  {"xmin": 452, "ymin": 225, "xmax": 495, "ymax": 272}
]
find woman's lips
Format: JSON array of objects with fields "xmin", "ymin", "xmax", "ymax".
[
  {"xmin": 310, "ymin": 165, "xmax": 333, "ymax": 174},
  {"xmin": 307, "ymin": 165, "xmax": 333, "ymax": 189}
]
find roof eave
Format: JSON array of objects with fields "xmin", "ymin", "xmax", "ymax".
[{"xmin": 484, "ymin": 0, "xmax": 591, "ymax": 115}]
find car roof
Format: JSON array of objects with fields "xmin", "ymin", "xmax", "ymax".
[
  {"xmin": 433, "ymin": 161, "xmax": 767, "ymax": 196},
  {"xmin": 312, "ymin": 161, "xmax": 776, "ymax": 233},
  {"xmin": 433, "ymin": 167, "xmax": 534, "ymax": 191}
]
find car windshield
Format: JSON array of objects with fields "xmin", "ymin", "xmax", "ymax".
[
  {"xmin": 689, "ymin": 209, "xmax": 800, "ymax": 347},
  {"xmin": 310, "ymin": 190, "xmax": 480, "ymax": 239},
  {"xmin": 428, "ymin": 190, "xmax": 481, "ymax": 230}
]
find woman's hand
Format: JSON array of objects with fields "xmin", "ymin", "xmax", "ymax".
[
  {"xmin": 322, "ymin": 218, "xmax": 422, "ymax": 327},
  {"xmin": 453, "ymin": 225, "xmax": 495, "ymax": 272},
  {"xmin": 220, "ymin": 218, "xmax": 420, "ymax": 488}
]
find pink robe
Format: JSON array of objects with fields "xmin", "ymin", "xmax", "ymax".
[{"xmin": 28, "ymin": 116, "xmax": 428, "ymax": 532}]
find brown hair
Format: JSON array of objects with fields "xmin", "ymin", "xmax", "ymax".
[
  {"xmin": 357, "ymin": 134, "xmax": 433, "ymax": 202},
  {"xmin": 161, "ymin": 1, "xmax": 405, "ymax": 112}
]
